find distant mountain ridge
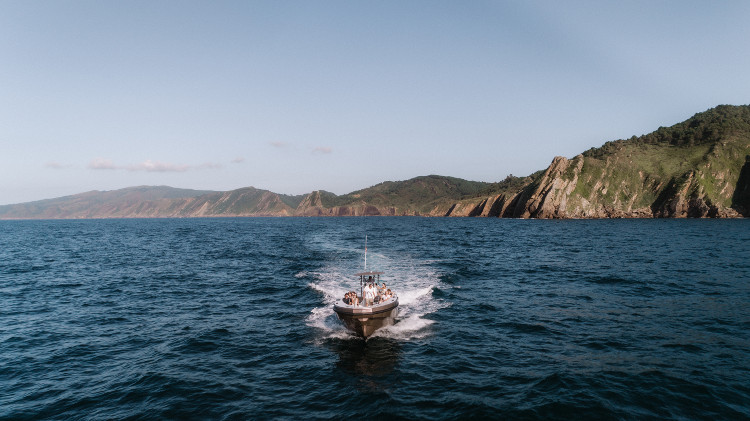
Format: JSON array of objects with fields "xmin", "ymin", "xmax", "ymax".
[
  {"xmin": 2, "ymin": 105, "xmax": 749, "ymax": 219},
  {"xmin": 0, "ymin": 186, "xmax": 215, "ymax": 219}
]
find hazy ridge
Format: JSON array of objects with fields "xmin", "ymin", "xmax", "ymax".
[{"xmin": 2, "ymin": 105, "xmax": 749, "ymax": 219}]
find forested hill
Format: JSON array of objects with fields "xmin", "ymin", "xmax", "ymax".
[
  {"xmin": 1, "ymin": 105, "xmax": 748, "ymax": 219},
  {"xmin": 491, "ymin": 104, "xmax": 750, "ymax": 218}
]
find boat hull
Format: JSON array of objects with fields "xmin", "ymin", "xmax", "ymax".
[{"xmin": 333, "ymin": 298, "xmax": 399, "ymax": 338}]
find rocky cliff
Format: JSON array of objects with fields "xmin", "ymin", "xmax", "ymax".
[
  {"xmin": 481, "ymin": 105, "xmax": 750, "ymax": 218},
  {"xmin": 295, "ymin": 190, "xmax": 410, "ymax": 216},
  {"xmin": 430, "ymin": 106, "xmax": 748, "ymax": 219},
  {"xmin": 732, "ymin": 156, "xmax": 750, "ymax": 215}
]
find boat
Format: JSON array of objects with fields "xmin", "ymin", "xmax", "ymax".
[{"xmin": 333, "ymin": 271, "xmax": 399, "ymax": 338}]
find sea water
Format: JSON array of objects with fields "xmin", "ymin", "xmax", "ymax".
[{"xmin": 1, "ymin": 217, "xmax": 748, "ymax": 419}]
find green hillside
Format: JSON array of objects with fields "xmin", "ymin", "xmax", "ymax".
[
  {"xmin": 510, "ymin": 105, "xmax": 750, "ymax": 218},
  {"xmin": 329, "ymin": 175, "xmax": 491, "ymax": 213}
]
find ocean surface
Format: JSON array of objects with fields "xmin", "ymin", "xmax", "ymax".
[{"xmin": 1, "ymin": 217, "xmax": 749, "ymax": 420}]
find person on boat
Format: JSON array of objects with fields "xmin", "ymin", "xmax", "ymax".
[
  {"xmin": 362, "ymin": 277, "xmax": 370, "ymax": 306},
  {"xmin": 364, "ymin": 283, "xmax": 376, "ymax": 306}
]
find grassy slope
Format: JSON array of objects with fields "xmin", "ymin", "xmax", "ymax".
[
  {"xmin": 175, "ymin": 187, "xmax": 295, "ymax": 216},
  {"xmin": 278, "ymin": 193, "xmax": 307, "ymax": 209},
  {"xmin": 318, "ymin": 175, "xmax": 492, "ymax": 213},
  {"xmin": 567, "ymin": 105, "xmax": 750, "ymax": 212}
]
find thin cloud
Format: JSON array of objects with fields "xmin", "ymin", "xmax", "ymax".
[
  {"xmin": 45, "ymin": 161, "xmax": 71, "ymax": 169},
  {"xmin": 89, "ymin": 157, "xmax": 118, "ymax": 170},
  {"xmin": 88, "ymin": 158, "xmax": 223, "ymax": 172},
  {"xmin": 312, "ymin": 146, "xmax": 332, "ymax": 154},
  {"xmin": 231, "ymin": 157, "xmax": 245, "ymax": 164},
  {"xmin": 196, "ymin": 162, "xmax": 223, "ymax": 170},
  {"xmin": 270, "ymin": 141, "xmax": 288, "ymax": 148},
  {"xmin": 129, "ymin": 160, "xmax": 190, "ymax": 172}
]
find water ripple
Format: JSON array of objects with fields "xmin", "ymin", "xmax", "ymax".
[{"xmin": 0, "ymin": 218, "xmax": 748, "ymax": 419}]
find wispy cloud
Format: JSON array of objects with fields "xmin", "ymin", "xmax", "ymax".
[
  {"xmin": 196, "ymin": 162, "xmax": 223, "ymax": 170},
  {"xmin": 131, "ymin": 160, "xmax": 190, "ymax": 172},
  {"xmin": 270, "ymin": 141, "xmax": 288, "ymax": 148},
  {"xmin": 88, "ymin": 158, "xmax": 223, "ymax": 172},
  {"xmin": 89, "ymin": 157, "xmax": 118, "ymax": 170},
  {"xmin": 312, "ymin": 146, "xmax": 332, "ymax": 154},
  {"xmin": 45, "ymin": 161, "xmax": 71, "ymax": 169},
  {"xmin": 230, "ymin": 157, "xmax": 245, "ymax": 164}
]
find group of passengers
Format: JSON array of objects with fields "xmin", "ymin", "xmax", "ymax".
[
  {"xmin": 343, "ymin": 291, "xmax": 359, "ymax": 306},
  {"xmin": 342, "ymin": 276, "xmax": 393, "ymax": 306}
]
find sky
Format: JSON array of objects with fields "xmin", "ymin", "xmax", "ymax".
[{"xmin": 1, "ymin": 0, "xmax": 749, "ymax": 205}]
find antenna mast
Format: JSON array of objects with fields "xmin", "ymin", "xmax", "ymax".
[{"xmin": 364, "ymin": 235, "xmax": 368, "ymax": 271}]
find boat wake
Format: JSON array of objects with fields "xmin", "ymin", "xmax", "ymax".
[{"xmin": 303, "ymin": 254, "xmax": 450, "ymax": 342}]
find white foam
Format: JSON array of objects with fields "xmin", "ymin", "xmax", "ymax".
[
  {"xmin": 397, "ymin": 286, "xmax": 434, "ymax": 305},
  {"xmin": 369, "ymin": 314, "xmax": 435, "ymax": 340},
  {"xmin": 308, "ymin": 280, "xmax": 342, "ymax": 301}
]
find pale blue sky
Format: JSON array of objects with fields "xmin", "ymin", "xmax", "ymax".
[{"xmin": 1, "ymin": 1, "xmax": 749, "ymax": 204}]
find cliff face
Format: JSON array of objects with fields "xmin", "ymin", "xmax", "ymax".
[
  {"xmin": 296, "ymin": 191, "xmax": 359, "ymax": 216},
  {"xmin": 434, "ymin": 105, "xmax": 750, "ymax": 218},
  {"xmin": 438, "ymin": 144, "xmax": 749, "ymax": 219},
  {"xmin": 179, "ymin": 188, "xmax": 295, "ymax": 217},
  {"xmin": 732, "ymin": 156, "xmax": 750, "ymax": 216},
  {"xmin": 434, "ymin": 194, "xmax": 515, "ymax": 217},
  {"xmin": 516, "ymin": 155, "xmax": 585, "ymax": 218},
  {"xmin": 294, "ymin": 190, "xmax": 420, "ymax": 216}
]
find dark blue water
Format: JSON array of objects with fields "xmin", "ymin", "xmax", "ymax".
[{"xmin": 1, "ymin": 218, "xmax": 749, "ymax": 420}]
